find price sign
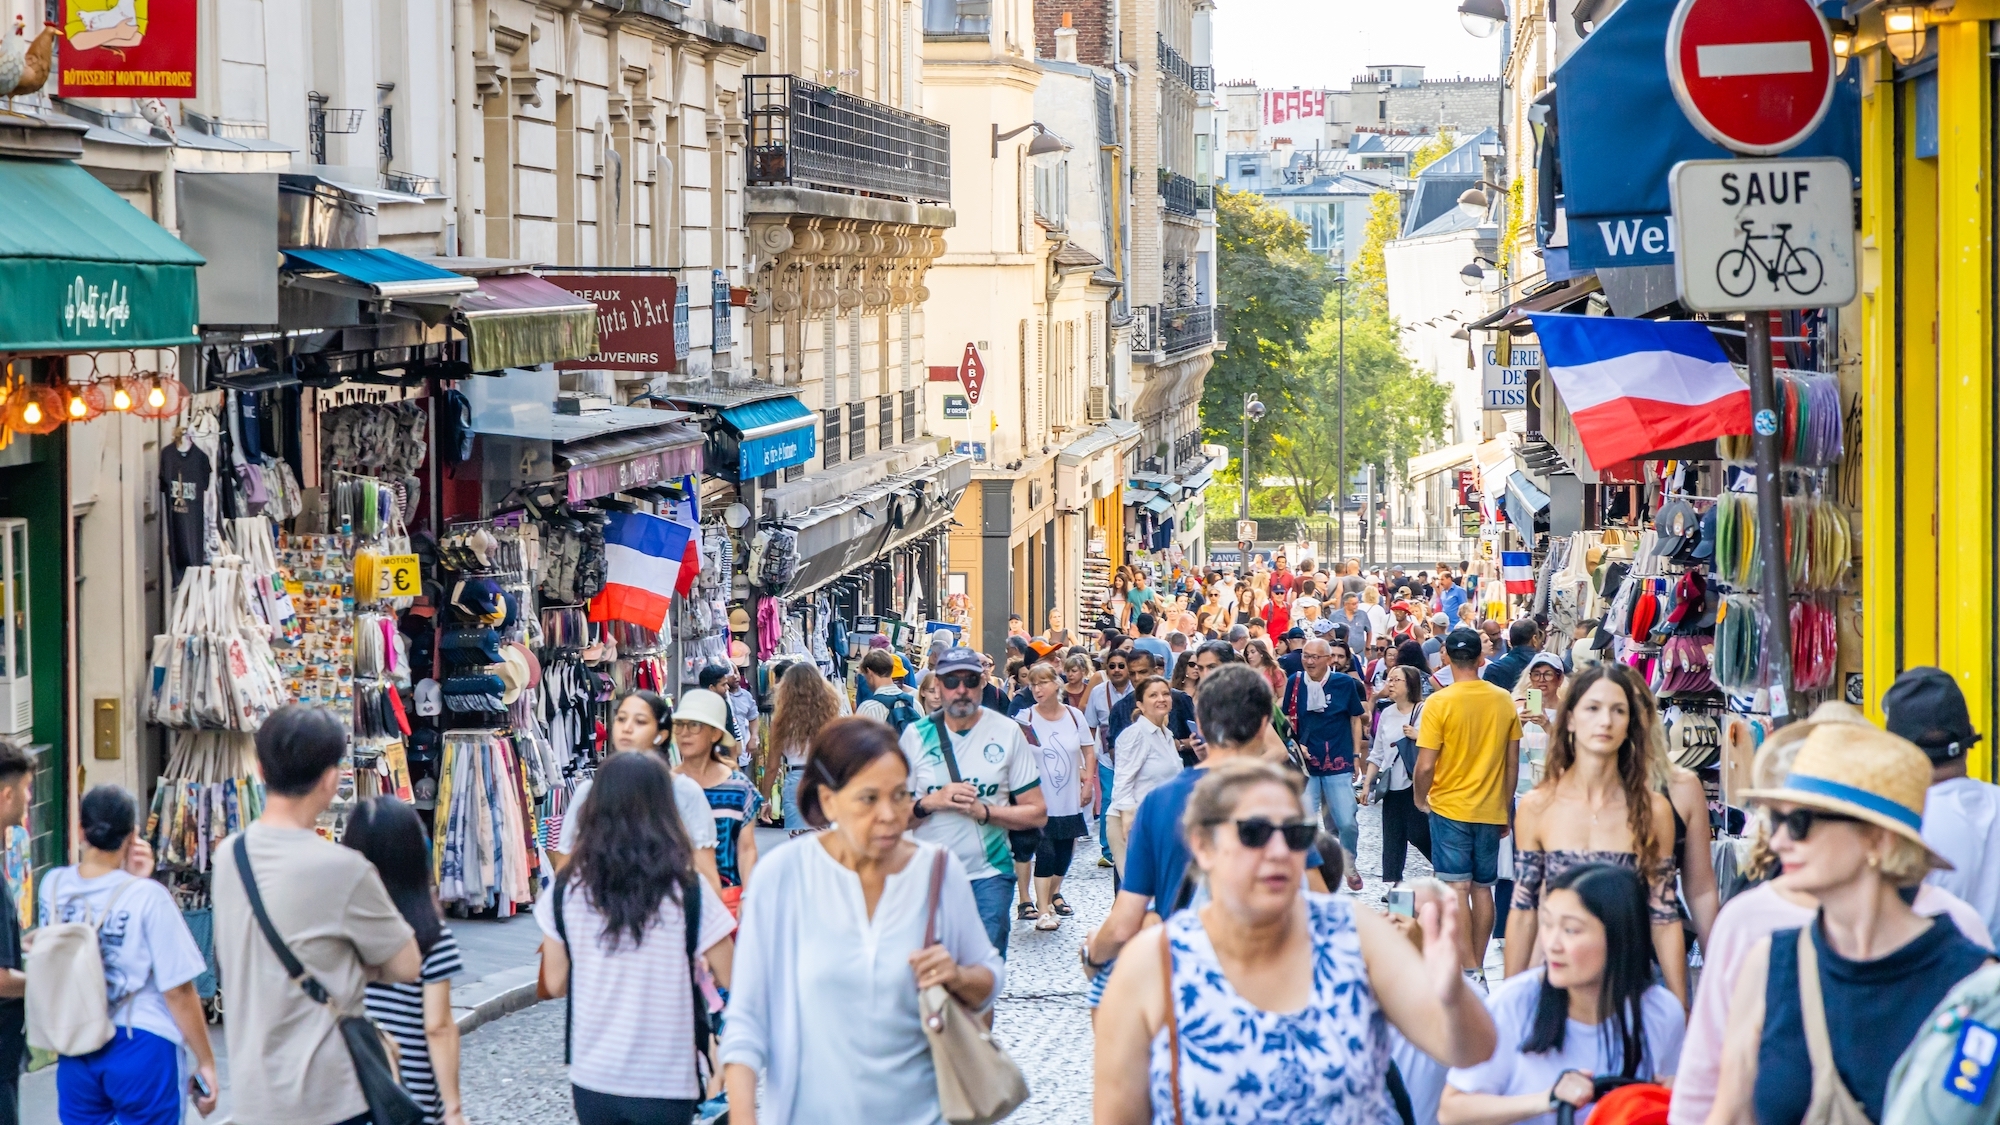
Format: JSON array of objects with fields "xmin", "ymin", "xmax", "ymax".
[{"xmin": 377, "ymin": 554, "xmax": 422, "ymax": 599}]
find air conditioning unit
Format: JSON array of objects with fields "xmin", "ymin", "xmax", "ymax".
[{"xmin": 1086, "ymin": 386, "xmax": 1108, "ymax": 421}]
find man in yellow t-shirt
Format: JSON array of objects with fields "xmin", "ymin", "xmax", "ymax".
[{"xmin": 1415, "ymin": 626, "xmax": 1522, "ymax": 984}]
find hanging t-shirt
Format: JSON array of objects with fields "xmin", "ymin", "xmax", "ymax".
[
  {"xmin": 160, "ymin": 442, "xmax": 212, "ymax": 576},
  {"xmin": 1023, "ymin": 705, "xmax": 1089, "ymax": 819},
  {"xmin": 899, "ymin": 710, "xmax": 1043, "ymax": 880},
  {"xmin": 38, "ymin": 868, "xmax": 208, "ymax": 1048}
]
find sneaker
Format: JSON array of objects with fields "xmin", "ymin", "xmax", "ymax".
[{"xmin": 1098, "ymin": 856, "xmax": 1115, "ymax": 868}]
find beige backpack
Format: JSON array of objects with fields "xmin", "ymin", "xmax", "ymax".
[{"xmin": 26, "ymin": 871, "xmax": 140, "ymax": 1057}]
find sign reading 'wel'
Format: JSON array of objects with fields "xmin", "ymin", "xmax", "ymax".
[{"xmin": 1669, "ymin": 157, "xmax": 1855, "ymax": 313}]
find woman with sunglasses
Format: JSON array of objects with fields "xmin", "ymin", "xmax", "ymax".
[
  {"xmin": 1700, "ymin": 724, "xmax": 1992, "ymax": 1125},
  {"xmin": 1095, "ymin": 760, "xmax": 1496, "ymax": 1124},
  {"xmin": 1440, "ymin": 863, "xmax": 1684, "ymax": 1125}
]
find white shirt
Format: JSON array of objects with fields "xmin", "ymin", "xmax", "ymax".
[
  {"xmin": 717, "ymin": 839, "xmax": 1004, "ymax": 1125},
  {"xmin": 1924, "ymin": 774, "xmax": 2000, "ymax": 939},
  {"xmin": 1368, "ymin": 702, "xmax": 1417, "ymax": 791},
  {"xmin": 1085, "ymin": 681, "xmax": 1132, "ymax": 751},
  {"xmin": 1109, "ymin": 715, "xmax": 1183, "ymax": 813},
  {"xmin": 38, "ymin": 869, "xmax": 207, "ymax": 1047},
  {"xmin": 535, "ymin": 874, "xmax": 736, "ymax": 1099},
  {"xmin": 898, "ymin": 709, "xmax": 1042, "ymax": 880},
  {"xmin": 1449, "ymin": 970, "xmax": 1685, "ymax": 1125},
  {"xmin": 1023, "ymin": 704, "xmax": 1089, "ymax": 818},
  {"xmin": 557, "ymin": 771, "xmax": 719, "ymax": 854}
]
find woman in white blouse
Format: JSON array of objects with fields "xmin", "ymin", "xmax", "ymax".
[
  {"xmin": 719, "ymin": 716, "xmax": 1002, "ymax": 1125},
  {"xmin": 1106, "ymin": 675, "xmax": 1184, "ymax": 873},
  {"xmin": 1359, "ymin": 664, "xmax": 1433, "ymax": 887}
]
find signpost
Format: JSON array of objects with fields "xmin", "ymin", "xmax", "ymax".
[
  {"xmin": 959, "ymin": 344, "xmax": 986, "ymax": 404},
  {"xmin": 1666, "ymin": 0, "xmax": 1840, "ymax": 721}
]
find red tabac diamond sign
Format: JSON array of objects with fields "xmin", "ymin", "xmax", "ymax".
[{"xmin": 959, "ymin": 344, "xmax": 985, "ymax": 405}]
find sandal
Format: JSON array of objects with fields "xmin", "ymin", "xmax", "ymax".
[
  {"xmin": 1050, "ymin": 894, "xmax": 1074, "ymax": 917},
  {"xmin": 1035, "ymin": 913, "xmax": 1061, "ymax": 931},
  {"xmin": 1017, "ymin": 902, "xmax": 1039, "ymax": 921}
]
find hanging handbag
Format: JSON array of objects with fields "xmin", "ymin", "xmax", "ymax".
[
  {"xmin": 232, "ymin": 836, "xmax": 425, "ymax": 1125},
  {"xmin": 918, "ymin": 848, "xmax": 1029, "ymax": 1125}
]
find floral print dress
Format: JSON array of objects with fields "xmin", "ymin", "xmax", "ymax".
[{"xmin": 1149, "ymin": 893, "xmax": 1394, "ymax": 1123}]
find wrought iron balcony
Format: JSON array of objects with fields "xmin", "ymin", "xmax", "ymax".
[
  {"xmin": 1156, "ymin": 34, "xmax": 1195, "ymax": 89},
  {"xmin": 1160, "ymin": 171, "xmax": 1197, "ymax": 216},
  {"xmin": 744, "ymin": 75, "xmax": 951, "ymax": 204},
  {"xmin": 1159, "ymin": 304, "xmax": 1216, "ymax": 354}
]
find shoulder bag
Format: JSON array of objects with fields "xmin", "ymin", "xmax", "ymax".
[
  {"xmin": 232, "ymin": 835, "xmax": 424, "ymax": 1125},
  {"xmin": 918, "ymin": 848, "xmax": 1029, "ymax": 1125},
  {"xmin": 1796, "ymin": 925, "xmax": 1873, "ymax": 1125}
]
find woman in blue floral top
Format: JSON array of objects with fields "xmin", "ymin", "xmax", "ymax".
[
  {"xmin": 674, "ymin": 688, "xmax": 762, "ymax": 911},
  {"xmin": 1092, "ymin": 760, "xmax": 1497, "ymax": 1124}
]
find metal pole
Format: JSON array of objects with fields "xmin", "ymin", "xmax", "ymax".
[
  {"xmin": 1384, "ymin": 465, "xmax": 1395, "ymax": 573},
  {"xmin": 1745, "ymin": 312, "xmax": 1794, "ymax": 723},
  {"xmin": 1335, "ymin": 280, "xmax": 1347, "ymax": 566},
  {"xmin": 1241, "ymin": 393, "xmax": 1252, "ymax": 539}
]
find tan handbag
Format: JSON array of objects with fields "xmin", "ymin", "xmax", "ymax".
[
  {"xmin": 918, "ymin": 849, "xmax": 1030, "ymax": 1125},
  {"xmin": 1797, "ymin": 927, "xmax": 1873, "ymax": 1125}
]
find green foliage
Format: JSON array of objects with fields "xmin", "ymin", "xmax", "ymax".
[
  {"xmin": 1408, "ymin": 129, "xmax": 1458, "ymax": 177},
  {"xmin": 1347, "ymin": 191, "xmax": 1402, "ymax": 311},
  {"xmin": 1203, "ymin": 186, "xmax": 1334, "ymax": 453}
]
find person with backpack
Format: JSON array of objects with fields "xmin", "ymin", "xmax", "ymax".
[
  {"xmin": 36, "ymin": 785, "xmax": 217, "ymax": 1124},
  {"xmin": 1018, "ymin": 662, "xmax": 1092, "ymax": 931},
  {"xmin": 537, "ymin": 750, "xmax": 736, "ymax": 1125},
  {"xmin": 673, "ymin": 688, "xmax": 763, "ymax": 912},
  {"xmin": 341, "ymin": 798, "xmax": 467, "ymax": 1125},
  {"xmin": 855, "ymin": 649, "xmax": 921, "ymax": 734}
]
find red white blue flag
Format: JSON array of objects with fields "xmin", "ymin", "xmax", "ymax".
[
  {"xmin": 1502, "ymin": 552, "xmax": 1536, "ymax": 595},
  {"xmin": 587, "ymin": 511, "xmax": 691, "ymax": 631},
  {"xmin": 1529, "ymin": 312, "xmax": 1751, "ymax": 466}
]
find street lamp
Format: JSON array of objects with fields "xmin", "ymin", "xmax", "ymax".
[
  {"xmin": 1331, "ymin": 274, "xmax": 1350, "ymax": 565},
  {"xmin": 1456, "ymin": 179, "xmax": 1506, "ymax": 220},
  {"xmin": 992, "ymin": 122, "xmax": 1067, "ymax": 159},
  {"xmin": 1240, "ymin": 393, "xmax": 1266, "ymax": 544},
  {"xmin": 1458, "ymin": 0, "xmax": 1505, "ymax": 37},
  {"xmin": 1881, "ymin": 5, "xmax": 1926, "ymax": 64}
]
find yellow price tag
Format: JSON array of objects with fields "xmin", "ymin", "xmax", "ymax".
[{"xmin": 378, "ymin": 554, "xmax": 421, "ymax": 598}]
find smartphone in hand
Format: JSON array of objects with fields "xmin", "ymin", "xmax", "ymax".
[
  {"xmin": 1388, "ymin": 888, "xmax": 1415, "ymax": 917},
  {"xmin": 1526, "ymin": 688, "xmax": 1542, "ymax": 714}
]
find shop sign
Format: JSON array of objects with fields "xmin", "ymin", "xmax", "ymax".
[
  {"xmin": 959, "ymin": 344, "xmax": 985, "ymax": 403},
  {"xmin": 943, "ymin": 395, "xmax": 969, "ymax": 419},
  {"xmin": 1668, "ymin": 157, "xmax": 1856, "ymax": 313},
  {"xmin": 1459, "ymin": 508, "xmax": 1482, "ymax": 538},
  {"xmin": 58, "ymin": 0, "xmax": 197, "ymax": 98},
  {"xmin": 1481, "ymin": 338, "xmax": 1539, "ymax": 410},
  {"xmin": 853, "ymin": 615, "xmax": 880, "ymax": 634},
  {"xmin": 376, "ymin": 554, "xmax": 421, "ymax": 599},
  {"xmin": 1455, "ymin": 468, "xmax": 1481, "ymax": 507},
  {"xmin": 955, "ymin": 441, "xmax": 987, "ymax": 462},
  {"xmin": 544, "ymin": 274, "xmax": 679, "ymax": 371},
  {"xmin": 566, "ymin": 443, "xmax": 706, "ymax": 504},
  {"xmin": 738, "ymin": 424, "xmax": 815, "ymax": 480}
]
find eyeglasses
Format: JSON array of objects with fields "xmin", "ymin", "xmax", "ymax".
[
  {"xmin": 1764, "ymin": 806, "xmax": 1862, "ymax": 842},
  {"xmin": 938, "ymin": 672, "xmax": 984, "ymax": 691},
  {"xmin": 1219, "ymin": 817, "xmax": 1318, "ymax": 852}
]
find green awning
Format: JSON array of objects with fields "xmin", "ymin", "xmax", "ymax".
[{"xmin": 0, "ymin": 158, "xmax": 204, "ymax": 352}]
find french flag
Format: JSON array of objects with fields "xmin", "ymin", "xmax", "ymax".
[
  {"xmin": 1529, "ymin": 313, "xmax": 1752, "ymax": 467},
  {"xmin": 587, "ymin": 512, "xmax": 691, "ymax": 631},
  {"xmin": 1502, "ymin": 552, "xmax": 1536, "ymax": 595}
]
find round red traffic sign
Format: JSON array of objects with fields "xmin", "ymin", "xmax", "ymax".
[{"xmin": 1666, "ymin": 0, "xmax": 1834, "ymax": 155}]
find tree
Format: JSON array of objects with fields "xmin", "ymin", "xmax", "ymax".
[
  {"xmin": 1203, "ymin": 187, "xmax": 1333, "ymax": 453},
  {"xmin": 1408, "ymin": 129, "xmax": 1459, "ymax": 177},
  {"xmin": 1347, "ymin": 190, "xmax": 1402, "ymax": 311}
]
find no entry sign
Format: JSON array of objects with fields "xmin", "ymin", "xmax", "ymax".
[{"xmin": 1666, "ymin": 0, "xmax": 1834, "ymax": 156}]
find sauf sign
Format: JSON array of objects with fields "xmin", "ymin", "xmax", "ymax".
[{"xmin": 1481, "ymin": 339, "xmax": 1540, "ymax": 410}]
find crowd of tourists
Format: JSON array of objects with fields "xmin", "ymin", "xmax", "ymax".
[{"xmin": 6, "ymin": 551, "xmax": 2000, "ymax": 1125}]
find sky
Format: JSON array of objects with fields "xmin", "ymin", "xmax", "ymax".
[{"xmin": 1210, "ymin": 0, "xmax": 1507, "ymax": 90}]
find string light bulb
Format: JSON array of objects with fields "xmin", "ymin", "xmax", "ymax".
[
  {"xmin": 112, "ymin": 385, "xmax": 132, "ymax": 411},
  {"xmin": 147, "ymin": 382, "xmax": 166, "ymax": 409},
  {"xmin": 23, "ymin": 403, "xmax": 41, "ymax": 426}
]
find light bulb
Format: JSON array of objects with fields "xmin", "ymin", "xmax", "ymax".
[
  {"xmin": 23, "ymin": 403, "xmax": 42, "ymax": 426},
  {"xmin": 68, "ymin": 395, "xmax": 85, "ymax": 418},
  {"xmin": 147, "ymin": 383, "xmax": 167, "ymax": 409},
  {"xmin": 112, "ymin": 387, "xmax": 132, "ymax": 411}
]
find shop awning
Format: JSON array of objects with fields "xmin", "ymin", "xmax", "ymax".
[
  {"xmin": 1145, "ymin": 495, "xmax": 1172, "ymax": 515},
  {"xmin": 781, "ymin": 454, "xmax": 976, "ymax": 598},
  {"xmin": 0, "ymin": 158, "xmax": 205, "ymax": 351},
  {"xmin": 718, "ymin": 396, "xmax": 817, "ymax": 479},
  {"xmin": 1503, "ymin": 471, "xmax": 1551, "ymax": 533},
  {"xmin": 282, "ymin": 248, "xmax": 479, "ymax": 300},
  {"xmin": 1467, "ymin": 275, "xmax": 1600, "ymax": 333},
  {"xmin": 1056, "ymin": 418, "xmax": 1143, "ymax": 466},
  {"xmin": 557, "ymin": 422, "xmax": 707, "ymax": 504},
  {"xmin": 1124, "ymin": 487, "xmax": 1160, "ymax": 505},
  {"xmin": 457, "ymin": 274, "xmax": 602, "ymax": 372},
  {"xmin": 1407, "ymin": 442, "xmax": 1477, "ymax": 482}
]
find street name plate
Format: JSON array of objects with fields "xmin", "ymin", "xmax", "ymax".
[{"xmin": 1669, "ymin": 157, "xmax": 1855, "ymax": 312}]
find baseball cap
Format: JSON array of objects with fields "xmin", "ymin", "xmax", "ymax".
[
  {"xmin": 867, "ymin": 634, "xmax": 892, "ymax": 649},
  {"xmin": 1883, "ymin": 667, "xmax": 1981, "ymax": 761},
  {"xmin": 1391, "ymin": 600, "xmax": 1412, "ymax": 613},
  {"xmin": 1431, "ymin": 612, "xmax": 1449, "ymax": 628},
  {"xmin": 936, "ymin": 647, "xmax": 985, "ymax": 675},
  {"xmin": 697, "ymin": 664, "xmax": 734, "ymax": 689},
  {"xmin": 1284, "ymin": 627, "xmax": 1306, "ymax": 641},
  {"xmin": 1444, "ymin": 627, "xmax": 1484, "ymax": 662}
]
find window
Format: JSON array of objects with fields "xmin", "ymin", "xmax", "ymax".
[
  {"xmin": 824, "ymin": 408, "xmax": 842, "ymax": 467},
  {"xmin": 785, "ymin": 463, "xmax": 804, "ymax": 482},
  {"xmin": 880, "ymin": 394, "xmax": 895, "ymax": 446},
  {"xmin": 1378, "ymin": 100, "xmax": 1388, "ymax": 120},
  {"xmin": 759, "ymin": 471, "xmax": 777, "ymax": 489},
  {"xmin": 848, "ymin": 401, "xmax": 867, "ymax": 459},
  {"xmin": 712, "ymin": 270, "xmax": 733, "ymax": 354},
  {"xmin": 901, "ymin": 389, "xmax": 917, "ymax": 443}
]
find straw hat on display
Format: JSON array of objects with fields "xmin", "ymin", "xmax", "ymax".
[{"xmin": 1741, "ymin": 722, "xmax": 1952, "ymax": 869}]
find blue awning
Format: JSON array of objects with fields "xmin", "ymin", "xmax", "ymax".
[
  {"xmin": 1504, "ymin": 471, "xmax": 1551, "ymax": 533},
  {"xmin": 1145, "ymin": 495, "xmax": 1172, "ymax": 515},
  {"xmin": 719, "ymin": 396, "xmax": 816, "ymax": 479},
  {"xmin": 282, "ymin": 248, "xmax": 478, "ymax": 299},
  {"xmin": 1554, "ymin": 0, "xmax": 1860, "ymax": 269}
]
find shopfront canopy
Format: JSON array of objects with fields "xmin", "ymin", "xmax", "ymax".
[
  {"xmin": 454, "ymin": 274, "xmax": 602, "ymax": 372},
  {"xmin": 718, "ymin": 396, "xmax": 817, "ymax": 480},
  {"xmin": 1553, "ymin": 0, "xmax": 1859, "ymax": 268},
  {"xmin": 557, "ymin": 422, "xmax": 706, "ymax": 504},
  {"xmin": 282, "ymin": 248, "xmax": 480, "ymax": 300},
  {"xmin": 0, "ymin": 158, "xmax": 205, "ymax": 352},
  {"xmin": 782, "ymin": 453, "xmax": 975, "ymax": 597}
]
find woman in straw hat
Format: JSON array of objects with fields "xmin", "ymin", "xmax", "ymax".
[{"xmin": 1702, "ymin": 723, "xmax": 1995, "ymax": 1125}]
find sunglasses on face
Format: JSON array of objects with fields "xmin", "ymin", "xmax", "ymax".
[
  {"xmin": 1219, "ymin": 817, "xmax": 1318, "ymax": 852},
  {"xmin": 1764, "ymin": 806, "xmax": 1861, "ymax": 841},
  {"xmin": 938, "ymin": 673, "xmax": 983, "ymax": 691}
]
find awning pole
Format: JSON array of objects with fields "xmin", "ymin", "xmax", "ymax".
[{"xmin": 1746, "ymin": 313, "xmax": 1794, "ymax": 725}]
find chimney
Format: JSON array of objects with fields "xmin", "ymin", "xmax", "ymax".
[{"xmin": 1055, "ymin": 11, "xmax": 1078, "ymax": 63}]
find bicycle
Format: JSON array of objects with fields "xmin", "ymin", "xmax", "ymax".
[{"xmin": 1715, "ymin": 220, "xmax": 1825, "ymax": 300}]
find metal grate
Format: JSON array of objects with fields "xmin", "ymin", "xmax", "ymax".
[
  {"xmin": 377, "ymin": 105, "xmax": 393, "ymax": 166},
  {"xmin": 745, "ymin": 75, "xmax": 951, "ymax": 203},
  {"xmin": 823, "ymin": 408, "xmax": 842, "ymax": 467},
  {"xmin": 1160, "ymin": 171, "xmax": 1197, "ymax": 216},
  {"xmin": 1155, "ymin": 35, "xmax": 1195, "ymax": 89},
  {"xmin": 1158, "ymin": 304, "xmax": 1216, "ymax": 354},
  {"xmin": 712, "ymin": 270, "xmax": 733, "ymax": 354},
  {"xmin": 848, "ymin": 402, "xmax": 867, "ymax": 460},
  {"xmin": 879, "ymin": 394, "xmax": 895, "ymax": 445},
  {"xmin": 901, "ymin": 389, "xmax": 917, "ymax": 443},
  {"xmin": 1095, "ymin": 78, "xmax": 1116, "ymax": 146}
]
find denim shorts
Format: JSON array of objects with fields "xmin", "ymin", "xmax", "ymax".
[{"xmin": 1428, "ymin": 813, "xmax": 1503, "ymax": 886}]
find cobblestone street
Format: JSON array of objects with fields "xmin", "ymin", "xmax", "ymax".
[{"xmin": 460, "ymin": 799, "xmax": 1431, "ymax": 1124}]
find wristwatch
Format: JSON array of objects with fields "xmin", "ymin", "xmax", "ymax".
[{"xmin": 912, "ymin": 793, "xmax": 934, "ymax": 819}]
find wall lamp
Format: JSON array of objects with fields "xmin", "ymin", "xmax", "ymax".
[
  {"xmin": 993, "ymin": 122, "xmax": 1067, "ymax": 159},
  {"xmin": 1457, "ymin": 179, "xmax": 1507, "ymax": 219},
  {"xmin": 1458, "ymin": 0, "xmax": 1505, "ymax": 38}
]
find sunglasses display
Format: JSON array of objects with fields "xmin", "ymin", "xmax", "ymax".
[
  {"xmin": 1763, "ymin": 806, "xmax": 1860, "ymax": 841},
  {"xmin": 1226, "ymin": 817, "xmax": 1318, "ymax": 852}
]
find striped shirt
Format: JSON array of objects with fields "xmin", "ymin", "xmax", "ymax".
[{"xmin": 363, "ymin": 927, "xmax": 464, "ymax": 1125}]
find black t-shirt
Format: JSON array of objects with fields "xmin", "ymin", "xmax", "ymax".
[
  {"xmin": 160, "ymin": 443, "xmax": 212, "ymax": 576},
  {"xmin": 0, "ymin": 878, "xmax": 23, "ymax": 1081}
]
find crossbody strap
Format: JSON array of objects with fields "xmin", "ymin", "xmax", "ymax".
[
  {"xmin": 553, "ymin": 876, "xmax": 571, "ymax": 1064},
  {"xmin": 1160, "ymin": 926, "xmax": 1184, "ymax": 1125},
  {"xmin": 233, "ymin": 834, "xmax": 332, "ymax": 1005},
  {"xmin": 922, "ymin": 847, "xmax": 948, "ymax": 947},
  {"xmin": 1796, "ymin": 925, "xmax": 1840, "ymax": 1085},
  {"xmin": 932, "ymin": 717, "xmax": 963, "ymax": 785}
]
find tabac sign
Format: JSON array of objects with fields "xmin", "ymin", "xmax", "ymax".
[{"xmin": 959, "ymin": 344, "xmax": 985, "ymax": 404}]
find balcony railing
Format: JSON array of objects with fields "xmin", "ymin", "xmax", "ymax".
[
  {"xmin": 1195, "ymin": 183, "xmax": 1214, "ymax": 211},
  {"xmin": 745, "ymin": 75, "xmax": 952, "ymax": 204},
  {"xmin": 1159, "ymin": 304, "xmax": 1216, "ymax": 354},
  {"xmin": 1160, "ymin": 171, "xmax": 1197, "ymax": 216},
  {"xmin": 1156, "ymin": 35, "xmax": 1195, "ymax": 89},
  {"xmin": 1191, "ymin": 66, "xmax": 1214, "ymax": 91}
]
